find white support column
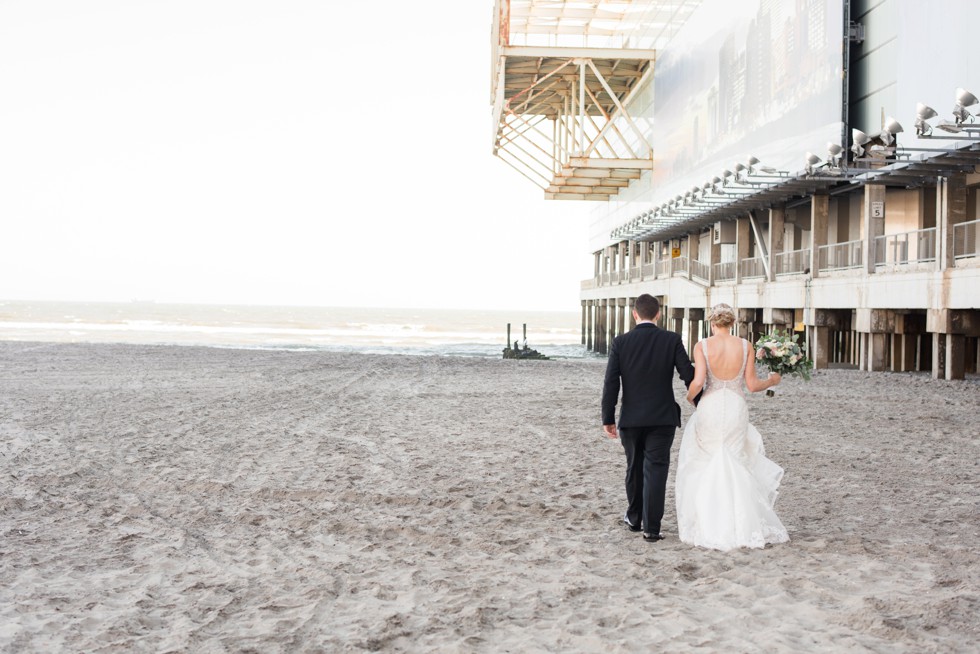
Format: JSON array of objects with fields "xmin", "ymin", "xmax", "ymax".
[{"xmin": 937, "ymin": 175, "xmax": 967, "ymax": 271}]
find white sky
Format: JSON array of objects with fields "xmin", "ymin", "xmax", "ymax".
[{"xmin": 0, "ymin": 0, "xmax": 591, "ymax": 312}]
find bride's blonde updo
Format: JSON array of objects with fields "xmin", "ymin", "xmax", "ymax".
[{"xmin": 708, "ymin": 303, "xmax": 736, "ymax": 328}]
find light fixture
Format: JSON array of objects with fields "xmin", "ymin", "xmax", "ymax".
[
  {"xmin": 954, "ymin": 88, "xmax": 979, "ymax": 125},
  {"xmin": 915, "ymin": 103, "xmax": 939, "ymax": 136},
  {"xmin": 851, "ymin": 129, "xmax": 872, "ymax": 158},
  {"xmin": 827, "ymin": 142, "xmax": 843, "ymax": 167},
  {"xmin": 952, "ymin": 102, "xmax": 974, "ymax": 126},
  {"xmin": 879, "ymin": 117, "xmax": 904, "ymax": 145},
  {"xmin": 804, "ymin": 152, "xmax": 822, "ymax": 176}
]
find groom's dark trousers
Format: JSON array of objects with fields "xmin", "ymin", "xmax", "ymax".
[
  {"xmin": 602, "ymin": 322, "xmax": 695, "ymax": 534},
  {"xmin": 618, "ymin": 425, "xmax": 675, "ymax": 535}
]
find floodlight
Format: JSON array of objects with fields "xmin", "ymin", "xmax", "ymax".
[
  {"xmin": 915, "ymin": 103, "xmax": 938, "ymax": 136},
  {"xmin": 825, "ymin": 142, "xmax": 843, "ymax": 168},
  {"xmin": 746, "ymin": 155, "xmax": 760, "ymax": 168},
  {"xmin": 804, "ymin": 152, "xmax": 822, "ymax": 176},
  {"xmin": 852, "ymin": 129, "xmax": 871, "ymax": 146},
  {"xmin": 952, "ymin": 103, "xmax": 974, "ymax": 126},
  {"xmin": 879, "ymin": 117, "xmax": 903, "ymax": 145},
  {"xmin": 917, "ymin": 103, "xmax": 939, "ymax": 120},
  {"xmin": 956, "ymin": 88, "xmax": 978, "ymax": 108},
  {"xmin": 851, "ymin": 129, "xmax": 871, "ymax": 157}
]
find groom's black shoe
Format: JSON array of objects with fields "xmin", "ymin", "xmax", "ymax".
[
  {"xmin": 642, "ymin": 532, "xmax": 664, "ymax": 542},
  {"xmin": 623, "ymin": 513, "xmax": 642, "ymax": 532}
]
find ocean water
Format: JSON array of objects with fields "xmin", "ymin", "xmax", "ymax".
[{"xmin": 0, "ymin": 301, "xmax": 593, "ymax": 359}]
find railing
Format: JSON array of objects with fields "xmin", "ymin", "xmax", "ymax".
[
  {"xmin": 740, "ymin": 257, "xmax": 766, "ymax": 279},
  {"xmin": 954, "ymin": 219, "xmax": 979, "ymax": 260},
  {"xmin": 713, "ymin": 261, "xmax": 736, "ymax": 282},
  {"xmin": 875, "ymin": 228, "xmax": 936, "ymax": 266},
  {"xmin": 641, "ymin": 263, "xmax": 656, "ymax": 278},
  {"xmin": 672, "ymin": 256, "xmax": 689, "ymax": 276},
  {"xmin": 774, "ymin": 248, "xmax": 810, "ymax": 275},
  {"xmin": 690, "ymin": 259, "xmax": 710, "ymax": 283},
  {"xmin": 581, "ymin": 278, "xmax": 595, "ymax": 290},
  {"xmin": 629, "ymin": 266, "xmax": 642, "ymax": 280},
  {"xmin": 599, "ymin": 272, "xmax": 611, "ymax": 286},
  {"xmin": 657, "ymin": 259, "xmax": 669, "ymax": 277},
  {"xmin": 818, "ymin": 239, "xmax": 863, "ymax": 271}
]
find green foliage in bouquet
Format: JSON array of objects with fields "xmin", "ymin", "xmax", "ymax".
[{"xmin": 754, "ymin": 330, "xmax": 814, "ymax": 381}]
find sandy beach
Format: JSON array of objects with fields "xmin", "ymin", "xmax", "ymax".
[{"xmin": 1, "ymin": 341, "xmax": 977, "ymax": 652}]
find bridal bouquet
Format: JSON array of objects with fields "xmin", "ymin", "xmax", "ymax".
[{"xmin": 755, "ymin": 331, "xmax": 813, "ymax": 395}]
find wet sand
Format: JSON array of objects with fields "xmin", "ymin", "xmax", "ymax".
[{"xmin": 1, "ymin": 342, "xmax": 977, "ymax": 652}]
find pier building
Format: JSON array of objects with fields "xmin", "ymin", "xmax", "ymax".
[{"xmin": 492, "ymin": 0, "xmax": 980, "ymax": 379}]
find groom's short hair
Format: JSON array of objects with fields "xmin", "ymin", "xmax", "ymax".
[{"xmin": 634, "ymin": 294, "xmax": 660, "ymax": 321}]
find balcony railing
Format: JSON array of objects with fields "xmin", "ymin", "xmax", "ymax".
[
  {"xmin": 690, "ymin": 259, "xmax": 710, "ymax": 283},
  {"xmin": 954, "ymin": 219, "xmax": 979, "ymax": 260},
  {"xmin": 740, "ymin": 257, "xmax": 766, "ymax": 279},
  {"xmin": 774, "ymin": 248, "xmax": 810, "ymax": 276},
  {"xmin": 875, "ymin": 228, "xmax": 936, "ymax": 266},
  {"xmin": 817, "ymin": 240, "xmax": 862, "ymax": 271},
  {"xmin": 714, "ymin": 261, "xmax": 736, "ymax": 282},
  {"xmin": 586, "ymin": 225, "xmax": 975, "ymax": 290}
]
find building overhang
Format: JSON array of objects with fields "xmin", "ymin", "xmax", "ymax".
[
  {"xmin": 490, "ymin": 0, "xmax": 700, "ymax": 201},
  {"xmin": 611, "ymin": 140, "xmax": 980, "ymax": 243}
]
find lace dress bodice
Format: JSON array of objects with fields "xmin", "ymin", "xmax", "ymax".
[{"xmin": 701, "ymin": 338, "xmax": 747, "ymax": 399}]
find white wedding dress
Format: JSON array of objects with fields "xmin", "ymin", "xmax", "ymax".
[{"xmin": 675, "ymin": 339, "xmax": 789, "ymax": 551}]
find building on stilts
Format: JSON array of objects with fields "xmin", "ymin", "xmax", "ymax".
[{"xmin": 491, "ymin": 0, "xmax": 980, "ymax": 379}]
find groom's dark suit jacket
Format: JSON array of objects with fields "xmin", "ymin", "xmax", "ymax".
[{"xmin": 602, "ymin": 323, "xmax": 696, "ymax": 428}]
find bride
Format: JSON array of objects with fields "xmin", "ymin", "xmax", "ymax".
[{"xmin": 676, "ymin": 303, "xmax": 790, "ymax": 551}]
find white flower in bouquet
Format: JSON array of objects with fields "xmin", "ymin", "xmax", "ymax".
[{"xmin": 753, "ymin": 330, "xmax": 814, "ymax": 382}]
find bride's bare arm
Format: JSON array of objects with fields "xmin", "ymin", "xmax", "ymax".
[
  {"xmin": 686, "ymin": 344, "xmax": 707, "ymax": 404},
  {"xmin": 745, "ymin": 344, "xmax": 781, "ymax": 393}
]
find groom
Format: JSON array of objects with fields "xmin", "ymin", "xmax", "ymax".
[{"xmin": 601, "ymin": 294, "xmax": 695, "ymax": 542}]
